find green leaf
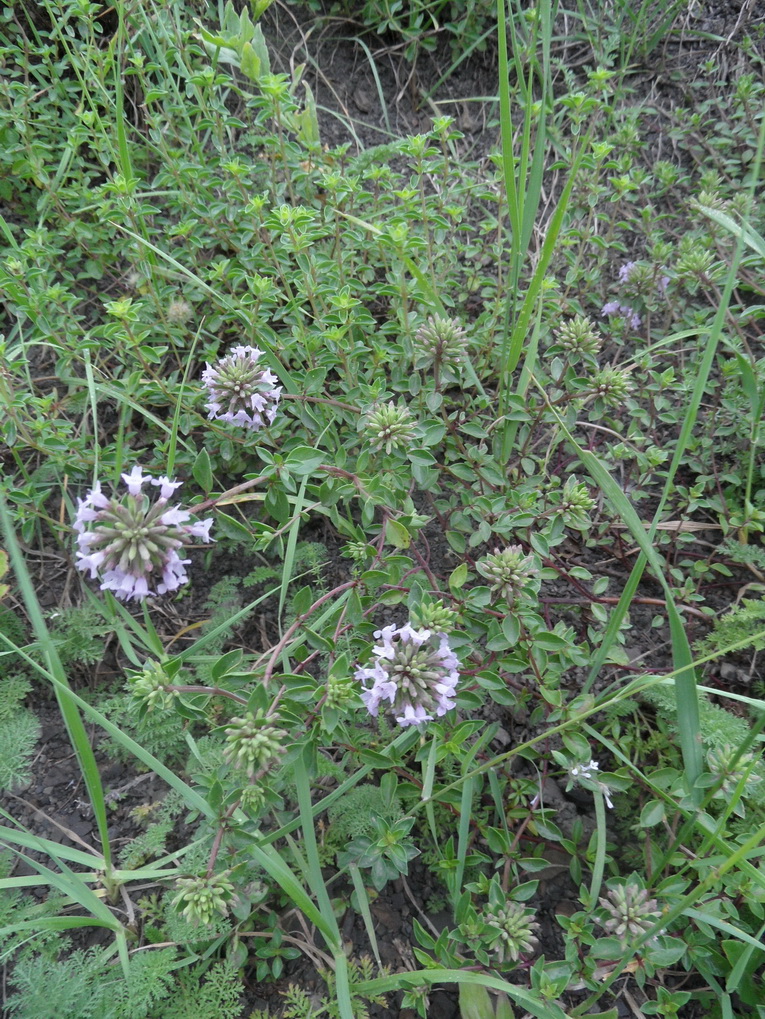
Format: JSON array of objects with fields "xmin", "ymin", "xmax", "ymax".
[
  {"xmin": 420, "ymin": 421, "xmax": 446, "ymax": 445},
  {"xmin": 295, "ymin": 83, "xmax": 321, "ymax": 150},
  {"xmin": 722, "ymin": 938, "xmax": 765, "ymax": 1001},
  {"xmin": 407, "ymin": 448, "xmax": 436, "ymax": 467},
  {"xmin": 216, "ymin": 511, "xmax": 252, "ymax": 540},
  {"xmin": 449, "ymin": 563, "xmax": 468, "ymax": 590},
  {"xmin": 495, "ymin": 994, "xmax": 516, "ymax": 1019},
  {"xmin": 304, "ymin": 626, "xmax": 334, "ymax": 652},
  {"xmin": 562, "ymin": 732, "xmax": 590, "ymax": 757},
  {"xmin": 265, "ymin": 485, "xmax": 289, "ymax": 523},
  {"xmin": 590, "ymin": 937, "xmax": 625, "ymax": 960},
  {"xmin": 192, "ymin": 447, "xmax": 213, "ymax": 492},
  {"xmin": 0, "ymin": 494, "xmax": 114, "ymax": 871},
  {"xmin": 252, "ymin": 0, "xmax": 275, "ymax": 17},
  {"xmin": 647, "ymin": 936, "xmax": 687, "ymax": 967},
  {"xmin": 512, "ymin": 880, "xmax": 539, "ymax": 901},
  {"xmin": 501, "ymin": 614, "xmax": 520, "ymax": 644},
  {"xmin": 385, "ymin": 518, "xmax": 411, "ymax": 549},
  {"xmin": 240, "ymin": 40, "xmax": 262, "ymax": 79},
  {"xmin": 459, "ymin": 983, "xmax": 499, "ymax": 1019},
  {"xmin": 358, "ymin": 749, "xmax": 397, "ymax": 768},
  {"xmin": 639, "ymin": 799, "xmax": 665, "ymax": 828},
  {"xmin": 285, "ymin": 445, "xmax": 325, "ymax": 476},
  {"xmin": 356, "ymin": 967, "xmax": 567, "ymax": 1019},
  {"xmin": 292, "ymin": 585, "xmax": 313, "ymax": 616},
  {"xmin": 211, "ymin": 648, "xmax": 244, "ymax": 682},
  {"xmin": 532, "ymin": 630, "xmax": 568, "ymax": 651}
]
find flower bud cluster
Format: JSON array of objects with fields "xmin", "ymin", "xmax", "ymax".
[
  {"xmin": 325, "ymin": 673, "xmax": 358, "ymax": 710},
  {"xmin": 364, "ymin": 401, "xmax": 416, "ymax": 454},
  {"xmin": 414, "ymin": 315, "xmax": 469, "ymax": 371},
  {"xmin": 411, "ymin": 598, "xmax": 458, "ymax": 632},
  {"xmin": 599, "ymin": 881, "xmax": 661, "ymax": 942},
  {"xmin": 476, "ymin": 546, "xmax": 538, "ymax": 606},
  {"xmin": 556, "ymin": 477, "xmax": 596, "ymax": 528},
  {"xmin": 129, "ymin": 660, "xmax": 177, "ymax": 712},
  {"xmin": 172, "ymin": 872, "xmax": 234, "ymax": 926},
  {"xmin": 223, "ymin": 710, "xmax": 287, "ymax": 777},
  {"xmin": 556, "ymin": 314, "xmax": 602, "ymax": 358},
  {"xmin": 591, "ymin": 366, "xmax": 634, "ymax": 406},
  {"xmin": 482, "ymin": 902, "xmax": 540, "ymax": 964},
  {"xmin": 706, "ymin": 744, "xmax": 763, "ymax": 816}
]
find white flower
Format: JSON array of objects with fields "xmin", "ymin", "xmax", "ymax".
[
  {"xmin": 568, "ymin": 759, "xmax": 614, "ymax": 809},
  {"xmin": 569, "ymin": 759, "xmax": 600, "ymax": 781}
]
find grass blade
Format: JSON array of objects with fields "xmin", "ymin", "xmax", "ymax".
[
  {"xmin": 527, "ymin": 383, "xmax": 705, "ymax": 795},
  {"xmin": 0, "ymin": 493, "xmax": 114, "ymax": 869}
]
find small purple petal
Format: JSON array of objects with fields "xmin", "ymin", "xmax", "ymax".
[
  {"xmin": 121, "ymin": 465, "xmax": 151, "ymax": 496},
  {"xmin": 75, "ymin": 550, "xmax": 107, "ymax": 578},
  {"xmin": 396, "ymin": 703, "xmax": 433, "ymax": 727},
  {"xmin": 187, "ymin": 517, "xmax": 214, "ymax": 542},
  {"xmin": 159, "ymin": 506, "xmax": 192, "ymax": 527},
  {"xmin": 152, "ymin": 476, "xmax": 184, "ymax": 500},
  {"xmin": 618, "ymin": 261, "xmax": 637, "ymax": 283},
  {"xmin": 157, "ymin": 552, "xmax": 191, "ymax": 594}
]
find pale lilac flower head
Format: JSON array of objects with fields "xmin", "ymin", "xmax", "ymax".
[
  {"xmin": 201, "ymin": 344, "xmax": 281, "ymax": 430},
  {"xmin": 601, "ymin": 301, "xmax": 641, "ymax": 330},
  {"xmin": 355, "ymin": 621, "xmax": 459, "ymax": 728},
  {"xmin": 618, "ymin": 261, "xmax": 638, "ymax": 284},
  {"xmin": 73, "ymin": 468, "xmax": 214, "ymax": 602}
]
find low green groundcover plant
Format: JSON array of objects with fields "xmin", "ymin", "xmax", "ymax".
[{"xmin": 1, "ymin": 0, "xmax": 765, "ymax": 1016}]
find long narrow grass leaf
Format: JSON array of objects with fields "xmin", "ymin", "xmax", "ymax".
[
  {"xmin": 355, "ymin": 967, "xmax": 567, "ymax": 1019},
  {"xmin": 348, "ymin": 864, "xmax": 382, "ymax": 970},
  {"xmin": 0, "ymin": 493, "xmax": 114, "ymax": 867},
  {"xmin": 529, "ymin": 384, "xmax": 704, "ymax": 794},
  {"xmin": 249, "ymin": 842, "xmax": 338, "ymax": 946}
]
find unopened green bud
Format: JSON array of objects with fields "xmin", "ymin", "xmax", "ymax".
[
  {"xmin": 365, "ymin": 402, "xmax": 416, "ymax": 455},
  {"xmin": 224, "ymin": 710, "xmax": 286, "ymax": 777},
  {"xmin": 173, "ymin": 872, "xmax": 234, "ymax": 926}
]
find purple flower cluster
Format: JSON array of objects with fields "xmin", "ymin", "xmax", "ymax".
[
  {"xmin": 602, "ymin": 261, "xmax": 671, "ymax": 330},
  {"xmin": 356, "ymin": 622, "xmax": 459, "ymax": 727},
  {"xmin": 619, "ymin": 260, "xmax": 670, "ymax": 292},
  {"xmin": 202, "ymin": 344, "xmax": 281, "ymax": 430},
  {"xmin": 617, "ymin": 260, "xmax": 637, "ymax": 284},
  {"xmin": 74, "ymin": 466, "xmax": 213, "ymax": 602},
  {"xmin": 601, "ymin": 300, "xmax": 641, "ymax": 330}
]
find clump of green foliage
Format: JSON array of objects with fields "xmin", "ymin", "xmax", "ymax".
[
  {"xmin": 0, "ymin": 674, "xmax": 39, "ymax": 792},
  {"xmin": 695, "ymin": 596, "xmax": 765, "ymax": 657},
  {"xmin": 326, "ymin": 782, "xmax": 403, "ymax": 843}
]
